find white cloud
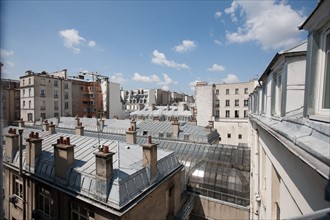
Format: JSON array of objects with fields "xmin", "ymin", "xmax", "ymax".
[
  {"xmin": 225, "ymin": 0, "xmax": 306, "ymax": 50},
  {"xmin": 215, "ymin": 11, "xmax": 222, "ymax": 18},
  {"xmin": 224, "ymin": 1, "xmax": 239, "ymax": 22},
  {"xmin": 132, "ymin": 72, "xmax": 177, "ymax": 90},
  {"xmin": 221, "ymin": 74, "xmax": 240, "ymax": 83},
  {"xmin": 214, "ymin": 40, "xmax": 222, "ymax": 46},
  {"xmin": 207, "ymin": 64, "xmax": 226, "ymax": 72},
  {"xmin": 109, "ymin": 73, "xmax": 127, "ymax": 84},
  {"xmin": 0, "ymin": 49, "xmax": 14, "ymax": 57},
  {"xmin": 59, "ymin": 29, "xmax": 85, "ymax": 48},
  {"xmin": 132, "ymin": 72, "xmax": 160, "ymax": 83},
  {"xmin": 73, "ymin": 48, "xmax": 81, "ymax": 54},
  {"xmin": 173, "ymin": 40, "xmax": 197, "ymax": 53},
  {"xmin": 151, "ymin": 50, "xmax": 189, "ymax": 70},
  {"xmin": 88, "ymin": 40, "xmax": 96, "ymax": 48}
]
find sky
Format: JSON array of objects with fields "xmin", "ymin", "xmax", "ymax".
[{"xmin": 0, "ymin": 0, "xmax": 318, "ymax": 95}]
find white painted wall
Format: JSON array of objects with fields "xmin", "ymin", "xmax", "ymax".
[{"xmin": 195, "ymin": 84, "xmax": 213, "ymax": 126}]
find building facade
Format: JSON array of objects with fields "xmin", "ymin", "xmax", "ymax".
[
  {"xmin": 249, "ymin": 2, "xmax": 330, "ymax": 219},
  {"xmin": 1, "ymin": 79, "xmax": 20, "ymax": 126},
  {"xmin": 20, "ymin": 70, "xmax": 73, "ymax": 122},
  {"xmin": 195, "ymin": 80, "xmax": 257, "ymax": 145},
  {"xmin": 3, "ymin": 125, "xmax": 185, "ymax": 220}
]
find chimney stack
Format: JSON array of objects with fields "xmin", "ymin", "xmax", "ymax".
[
  {"xmin": 18, "ymin": 118, "xmax": 25, "ymax": 128},
  {"xmin": 25, "ymin": 131, "xmax": 43, "ymax": 171},
  {"xmin": 208, "ymin": 121, "xmax": 214, "ymax": 130},
  {"xmin": 5, "ymin": 128, "xmax": 19, "ymax": 162},
  {"xmin": 53, "ymin": 136, "xmax": 75, "ymax": 179},
  {"xmin": 56, "ymin": 116, "xmax": 60, "ymax": 127},
  {"xmin": 76, "ymin": 122, "xmax": 84, "ymax": 136},
  {"xmin": 75, "ymin": 116, "xmax": 80, "ymax": 127},
  {"xmin": 130, "ymin": 119, "xmax": 137, "ymax": 131},
  {"xmin": 172, "ymin": 119, "xmax": 180, "ymax": 139},
  {"xmin": 142, "ymin": 135, "xmax": 158, "ymax": 181},
  {"xmin": 93, "ymin": 145, "xmax": 115, "ymax": 202},
  {"xmin": 42, "ymin": 120, "xmax": 49, "ymax": 131},
  {"xmin": 126, "ymin": 126, "xmax": 137, "ymax": 145},
  {"xmin": 49, "ymin": 122, "xmax": 56, "ymax": 134}
]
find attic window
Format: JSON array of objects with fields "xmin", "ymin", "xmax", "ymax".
[{"xmin": 143, "ymin": 131, "xmax": 148, "ymax": 136}]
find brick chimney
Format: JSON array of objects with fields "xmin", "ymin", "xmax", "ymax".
[
  {"xmin": 126, "ymin": 126, "xmax": 137, "ymax": 145},
  {"xmin": 42, "ymin": 120, "xmax": 49, "ymax": 131},
  {"xmin": 53, "ymin": 136, "xmax": 75, "ymax": 179},
  {"xmin": 18, "ymin": 118, "xmax": 25, "ymax": 128},
  {"xmin": 142, "ymin": 136, "xmax": 158, "ymax": 181},
  {"xmin": 130, "ymin": 119, "xmax": 137, "ymax": 131},
  {"xmin": 49, "ymin": 122, "xmax": 56, "ymax": 135},
  {"xmin": 172, "ymin": 120, "xmax": 180, "ymax": 139},
  {"xmin": 5, "ymin": 128, "xmax": 19, "ymax": 162},
  {"xmin": 25, "ymin": 131, "xmax": 43, "ymax": 171},
  {"xmin": 93, "ymin": 145, "xmax": 115, "ymax": 202},
  {"xmin": 76, "ymin": 122, "xmax": 84, "ymax": 136}
]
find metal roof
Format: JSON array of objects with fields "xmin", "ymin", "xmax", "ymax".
[
  {"xmin": 44, "ymin": 117, "xmax": 220, "ymax": 144},
  {"xmin": 3, "ymin": 126, "xmax": 182, "ymax": 211}
]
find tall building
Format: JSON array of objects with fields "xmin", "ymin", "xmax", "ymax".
[
  {"xmin": 195, "ymin": 80, "xmax": 257, "ymax": 145},
  {"xmin": 249, "ymin": 1, "xmax": 330, "ymax": 218},
  {"xmin": 121, "ymin": 89, "xmax": 156, "ymax": 112},
  {"xmin": 20, "ymin": 70, "xmax": 73, "ymax": 122},
  {"xmin": 1, "ymin": 79, "xmax": 20, "ymax": 126}
]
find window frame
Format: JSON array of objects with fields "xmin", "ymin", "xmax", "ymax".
[{"xmin": 315, "ymin": 27, "xmax": 330, "ymax": 117}]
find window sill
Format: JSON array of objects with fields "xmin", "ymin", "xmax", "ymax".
[{"xmin": 308, "ymin": 115, "xmax": 330, "ymax": 123}]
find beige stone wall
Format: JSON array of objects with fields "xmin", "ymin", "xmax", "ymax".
[{"xmin": 191, "ymin": 194, "xmax": 249, "ymax": 220}]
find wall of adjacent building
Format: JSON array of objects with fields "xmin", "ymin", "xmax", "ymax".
[{"xmin": 195, "ymin": 83, "xmax": 213, "ymax": 127}]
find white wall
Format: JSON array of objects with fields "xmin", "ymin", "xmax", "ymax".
[
  {"xmin": 109, "ymin": 82, "xmax": 124, "ymax": 119},
  {"xmin": 195, "ymin": 84, "xmax": 213, "ymax": 126}
]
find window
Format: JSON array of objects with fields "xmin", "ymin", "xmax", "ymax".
[
  {"xmin": 225, "ymin": 110, "xmax": 230, "ymax": 118},
  {"xmin": 13, "ymin": 175, "xmax": 23, "ymax": 198},
  {"xmin": 215, "ymin": 110, "xmax": 219, "ymax": 118},
  {"xmin": 23, "ymin": 101, "xmax": 25, "ymax": 107},
  {"xmin": 215, "ymin": 100, "xmax": 219, "ymax": 107},
  {"xmin": 235, "ymin": 88, "xmax": 239, "ymax": 94},
  {"xmin": 238, "ymin": 134, "xmax": 242, "ymax": 139},
  {"xmin": 235, "ymin": 99, "xmax": 239, "ymax": 107},
  {"xmin": 40, "ymin": 89, "xmax": 45, "ymax": 97},
  {"xmin": 29, "ymin": 89, "xmax": 31, "ymax": 97},
  {"xmin": 38, "ymin": 188, "xmax": 53, "ymax": 218},
  {"xmin": 244, "ymin": 99, "xmax": 249, "ymax": 107},
  {"xmin": 235, "ymin": 110, "xmax": 239, "ymax": 118},
  {"xmin": 216, "ymin": 89, "xmax": 219, "ymax": 95},
  {"xmin": 244, "ymin": 88, "xmax": 248, "ymax": 94},
  {"xmin": 29, "ymin": 78, "xmax": 31, "ymax": 84},
  {"xmin": 71, "ymin": 202, "xmax": 95, "ymax": 220},
  {"xmin": 64, "ymin": 92, "xmax": 69, "ymax": 99},
  {"xmin": 227, "ymin": 133, "xmax": 231, "ymax": 138},
  {"xmin": 29, "ymin": 101, "xmax": 31, "ymax": 109},
  {"xmin": 65, "ymin": 102, "xmax": 69, "ymax": 109},
  {"xmin": 64, "ymin": 83, "xmax": 69, "ymax": 89},
  {"xmin": 226, "ymin": 89, "xmax": 229, "ymax": 95},
  {"xmin": 23, "ymin": 89, "xmax": 25, "ymax": 97},
  {"xmin": 54, "ymin": 101, "xmax": 59, "ymax": 110},
  {"xmin": 54, "ymin": 90, "xmax": 58, "ymax": 98},
  {"xmin": 244, "ymin": 110, "xmax": 248, "ymax": 118},
  {"xmin": 23, "ymin": 79, "xmax": 25, "ymax": 86},
  {"xmin": 225, "ymin": 100, "xmax": 230, "ymax": 107},
  {"xmin": 54, "ymin": 80, "xmax": 58, "ymax": 87}
]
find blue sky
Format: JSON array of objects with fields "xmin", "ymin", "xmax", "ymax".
[{"xmin": 1, "ymin": 0, "xmax": 317, "ymax": 95}]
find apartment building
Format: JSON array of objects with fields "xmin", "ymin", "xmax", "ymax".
[
  {"xmin": 249, "ymin": 2, "xmax": 330, "ymax": 218},
  {"xmin": 3, "ymin": 125, "xmax": 185, "ymax": 220},
  {"xmin": 20, "ymin": 70, "xmax": 73, "ymax": 122},
  {"xmin": 121, "ymin": 89, "xmax": 156, "ymax": 112},
  {"xmin": 1, "ymin": 79, "xmax": 20, "ymax": 126},
  {"xmin": 195, "ymin": 80, "xmax": 257, "ymax": 145}
]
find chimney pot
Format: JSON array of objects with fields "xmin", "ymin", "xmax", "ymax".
[
  {"xmin": 60, "ymin": 136, "xmax": 64, "ymax": 144},
  {"xmin": 148, "ymin": 135, "xmax": 152, "ymax": 144},
  {"xmin": 103, "ymin": 145, "xmax": 109, "ymax": 153},
  {"xmin": 35, "ymin": 132, "xmax": 39, "ymax": 139},
  {"xmin": 66, "ymin": 137, "xmax": 70, "ymax": 145}
]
